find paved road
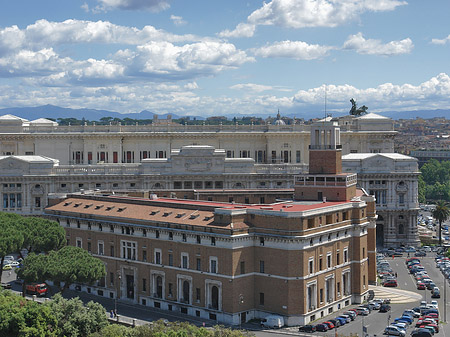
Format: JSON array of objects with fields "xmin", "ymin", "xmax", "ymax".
[{"xmin": 2, "ymin": 253, "xmax": 450, "ymax": 336}]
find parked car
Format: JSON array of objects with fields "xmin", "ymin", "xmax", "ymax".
[
  {"xmin": 384, "ymin": 325, "xmax": 406, "ymax": 336},
  {"xmin": 379, "ymin": 304, "xmax": 391, "ymax": 312},
  {"xmin": 404, "ymin": 309, "xmax": 420, "ymax": 318},
  {"xmin": 337, "ymin": 315, "xmax": 351, "ymax": 323},
  {"xmin": 298, "ymin": 325, "xmax": 316, "ymax": 332},
  {"xmin": 417, "ymin": 326, "xmax": 436, "ymax": 335},
  {"xmin": 322, "ymin": 321, "xmax": 335, "ymax": 329},
  {"xmin": 315, "ymin": 323, "xmax": 329, "ymax": 332},
  {"xmin": 431, "ymin": 289, "xmax": 440, "ymax": 298},
  {"xmin": 417, "ymin": 283, "xmax": 426, "ymax": 290},
  {"xmin": 343, "ymin": 311, "xmax": 356, "ymax": 320},
  {"xmin": 2, "ymin": 264, "xmax": 12, "ymax": 270},
  {"xmin": 328, "ymin": 319, "xmax": 340, "ymax": 328},
  {"xmin": 356, "ymin": 307, "xmax": 369, "ymax": 315},
  {"xmin": 0, "ymin": 282, "xmax": 12, "ymax": 289},
  {"xmin": 415, "ymin": 251, "xmax": 427, "ymax": 257},
  {"xmin": 411, "ymin": 329, "xmax": 433, "ymax": 337},
  {"xmin": 383, "ymin": 279, "xmax": 398, "ymax": 287}
]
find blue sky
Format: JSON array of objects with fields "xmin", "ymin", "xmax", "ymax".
[{"xmin": 0, "ymin": 0, "xmax": 450, "ymax": 118}]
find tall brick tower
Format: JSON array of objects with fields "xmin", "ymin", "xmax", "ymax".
[{"xmin": 294, "ymin": 119, "xmax": 357, "ymax": 201}]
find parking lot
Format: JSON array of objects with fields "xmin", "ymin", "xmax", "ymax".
[{"xmin": 255, "ymin": 252, "xmax": 449, "ymax": 337}]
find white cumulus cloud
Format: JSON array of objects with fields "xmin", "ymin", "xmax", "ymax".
[
  {"xmin": 170, "ymin": 15, "xmax": 187, "ymax": 26},
  {"xmin": 96, "ymin": 0, "xmax": 170, "ymax": 12},
  {"xmin": 252, "ymin": 40, "xmax": 332, "ymax": 60},
  {"xmin": 431, "ymin": 35, "xmax": 450, "ymax": 45},
  {"xmin": 219, "ymin": 0, "xmax": 406, "ymax": 38},
  {"xmin": 343, "ymin": 32, "xmax": 413, "ymax": 56}
]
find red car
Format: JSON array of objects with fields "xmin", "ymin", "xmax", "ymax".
[
  {"xmin": 424, "ymin": 313, "xmax": 439, "ymax": 319},
  {"xmin": 383, "ymin": 279, "xmax": 398, "ymax": 287},
  {"xmin": 323, "ymin": 321, "xmax": 335, "ymax": 329},
  {"xmin": 419, "ymin": 324, "xmax": 439, "ymax": 333},
  {"xmin": 417, "ymin": 282, "xmax": 426, "ymax": 290}
]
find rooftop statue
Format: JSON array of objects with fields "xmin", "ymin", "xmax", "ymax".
[{"xmin": 349, "ymin": 98, "xmax": 368, "ymax": 116}]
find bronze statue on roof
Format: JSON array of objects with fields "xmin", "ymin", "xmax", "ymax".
[{"xmin": 349, "ymin": 98, "xmax": 368, "ymax": 116}]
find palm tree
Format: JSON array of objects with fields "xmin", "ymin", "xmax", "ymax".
[{"xmin": 432, "ymin": 200, "xmax": 450, "ymax": 246}]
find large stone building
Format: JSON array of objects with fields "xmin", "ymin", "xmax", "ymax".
[
  {"xmin": 0, "ymin": 113, "xmax": 418, "ymax": 247},
  {"xmin": 342, "ymin": 153, "xmax": 420, "ymax": 248},
  {"xmin": 44, "ymin": 120, "xmax": 376, "ymax": 326},
  {"xmin": 0, "ymin": 113, "xmax": 395, "ymax": 165}
]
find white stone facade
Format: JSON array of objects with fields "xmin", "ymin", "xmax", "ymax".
[
  {"xmin": 342, "ymin": 153, "xmax": 420, "ymax": 247},
  {"xmin": 0, "ymin": 113, "xmax": 395, "ymax": 165}
]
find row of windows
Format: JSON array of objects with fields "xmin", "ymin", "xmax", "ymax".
[
  {"xmin": 68, "ymin": 220, "xmax": 218, "ymax": 245},
  {"xmin": 308, "ymin": 248, "xmax": 349, "ymax": 274},
  {"xmin": 76, "ymin": 238, "xmax": 219, "ymax": 273}
]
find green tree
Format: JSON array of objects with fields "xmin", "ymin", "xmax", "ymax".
[
  {"xmin": 89, "ymin": 324, "xmax": 135, "ymax": 337},
  {"xmin": 432, "ymin": 200, "xmax": 450, "ymax": 246},
  {"xmin": 19, "ymin": 217, "xmax": 65, "ymax": 256},
  {"xmin": 46, "ymin": 246, "xmax": 106, "ymax": 294},
  {"xmin": 0, "ymin": 289, "xmax": 59, "ymax": 337},
  {"xmin": 0, "ymin": 213, "xmax": 25, "ymax": 281},
  {"xmin": 16, "ymin": 253, "xmax": 49, "ymax": 297},
  {"xmin": 44, "ymin": 294, "xmax": 108, "ymax": 337}
]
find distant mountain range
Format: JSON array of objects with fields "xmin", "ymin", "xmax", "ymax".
[{"xmin": 0, "ymin": 104, "xmax": 450, "ymax": 121}]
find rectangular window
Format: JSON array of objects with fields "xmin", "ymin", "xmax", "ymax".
[
  {"xmin": 211, "ymin": 237, "xmax": 216, "ymax": 246},
  {"xmin": 344, "ymin": 248, "xmax": 348, "ymax": 263},
  {"xmin": 327, "ymin": 254, "xmax": 332, "ymax": 268},
  {"xmin": 182, "ymin": 254, "xmax": 189, "ymax": 269},
  {"xmin": 196, "ymin": 288, "xmax": 201, "ymax": 302},
  {"xmin": 196, "ymin": 235, "xmax": 201, "ymax": 244},
  {"xmin": 168, "ymin": 283, "xmax": 173, "ymax": 297},
  {"xmin": 308, "ymin": 258, "xmax": 314, "ymax": 274},
  {"xmin": 168, "ymin": 253, "xmax": 173, "ymax": 266},
  {"xmin": 16, "ymin": 193, "xmax": 22, "ymax": 208},
  {"xmin": 3, "ymin": 194, "xmax": 8, "ymax": 208},
  {"xmin": 9, "ymin": 194, "xmax": 15, "ymax": 208},
  {"xmin": 98, "ymin": 242, "xmax": 104, "ymax": 255},
  {"xmin": 142, "ymin": 250, "xmax": 147, "ymax": 262},
  {"xmin": 196, "ymin": 258, "xmax": 201, "ymax": 271},
  {"xmin": 76, "ymin": 238, "xmax": 82, "ymax": 248},
  {"xmin": 320, "ymin": 289, "xmax": 324, "ymax": 303},
  {"xmin": 121, "ymin": 240, "xmax": 137, "ymax": 260},
  {"xmin": 319, "ymin": 258, "xmax": 323, "ymax": 270},
  {"xmin": 35, "ymin": 197, "xmax": 41, "ymax": 208},
  {"xmin": 259, "ymin": 292, "xmax": 265, "ymax": 306},
  {"xmin": 142, "ymin": 278, "xmax": 147, "ymax": 292},
  {"xmin": 240, "ymin": 261, "xmax": 245, "ymax": 274},
  {"xmin": 182, "ymin": 234, "xmax": 187, "ymax": 242},
  {"xmin": 110, "ymin": 245, "xmax": 115, "ymax": 257},
  {"xmin": 296, "ymin": 150, "xmax": 301, "ymax": 163},
  {"xmin": 260, "ymin": 260, "xmax": 265, "ymax": 273},
  {"xmin": 110, "ymin": 272, "xmax": 114, "ymax": 286},
  {"xmin": 155, "ymin": 250, "xmax": 161, "ymax": 264},
  {"xmin": 210, "ymin": 258, "xmax": 217, "ymax": 273}
]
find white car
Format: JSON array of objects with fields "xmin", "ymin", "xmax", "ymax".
[
  {"xmin": 403, "ymin": 309, "xmax": 420, "ymax": 318},
  {"xmin": 8, "ymin": 261, "xmax": 19, "ymax": 267},
  {"xmin": 384, "ymin": 325, "xmax": 405, "ymax": 337},
  {"xmin": 391, "ymin": 323, "xmax": 407, "ymax": 333},
  {"xmin": 430, "ymin": 300, "xmax": 439, "ymax": 309}
]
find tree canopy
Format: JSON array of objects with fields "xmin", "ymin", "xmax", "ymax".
[
  {"xmin": 45, "ymin": 246, "xmax": 106, "ymax": 294},
  {"xmin": 419, "ymin": 159, "xmax": 450, "ymax": 202}
]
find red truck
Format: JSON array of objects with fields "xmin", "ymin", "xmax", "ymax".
[{"xmin": 26, "ymin": 283, "xmax": 48, "ymax": 297}]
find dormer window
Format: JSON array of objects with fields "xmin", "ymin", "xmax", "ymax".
[
  {"xmin": 117, "ymin": 207, "xmax": 127, "ymax": 212},
  {"xmin": 150, "ymin": 210, "xmax": 160, "ymax": 216},
  {"xmin": 163, "ymin": 212, "xmax": 172, "ymax": 217},
  {"xmin": 189, "ymin": 214, "xmax": 199, "ymax": 220},
  {"xmin": 175, "ymin": 213, "xmax": 185, "ymax": 218},
  {"xmin": 95, "ymin": 205, "xmax": 104, "ymax": 209}
]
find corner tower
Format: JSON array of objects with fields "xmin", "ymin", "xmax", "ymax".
[{"xmin": 294, "ymin": 119, "xmax": 357, "ymax": 201}]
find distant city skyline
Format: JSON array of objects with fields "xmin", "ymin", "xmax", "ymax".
[{"xmin": 1, "ymin": 0, "xmax": 449, "ymax": 117}]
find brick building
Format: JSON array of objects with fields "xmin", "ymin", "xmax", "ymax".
[{"xmin": 45, "ymin": 119, "xmax": 376, "ymax": 326}]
